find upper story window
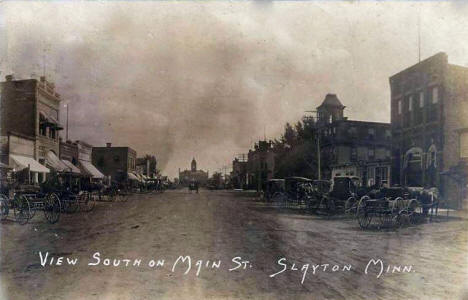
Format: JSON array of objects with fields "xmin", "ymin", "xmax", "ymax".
[
  {"xmin": 385, "ymin": 129, "xmax": 391, "ymax": 140},
  {"xmin": 368, "ymin": 128, "xmax": 375, "ymax": 140},
  {"xmin": 398, "ymin": 100, "xmax": 402, "ymax": 115},
  {"xmin": 368, "ymin": 148, "xmax": 375, "ymax": 159},
  {"xmin": 49, "ymin": 128, "xmax": 56, "ymax": 139},
  {"xmin": 419, "ymin": 91, "xmax": 424, "ymax": 108},
  {"xmin": 351, "ymin": 147, "xmax": 357, "ymax": 161},
  {"xmin": 460, "ymin": 131, "xmax": 468, "ymax": 159},
  {"xmin": 328, "ymin": 115, "xmax": 333, "ymax": 124},
  {"xmin": 408, "ymin": 96, "xmax": 413, "ymax": 112},
  {"xmin": 432, "ymin": 86, "xmax": 439, "ymax": 104}
]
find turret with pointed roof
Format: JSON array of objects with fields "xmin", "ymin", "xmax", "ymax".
[
  {"xmin": 191, "ymin": 157, "xmax": 197, "ymax": 172},
  {"xmin": 316, "ymin": 93, "xmax": 345, "ymax": 125}
]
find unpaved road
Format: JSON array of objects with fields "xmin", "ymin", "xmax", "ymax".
[{"xmin": 1, "ymin": 190, "xmax": 467, "ymax": 300}]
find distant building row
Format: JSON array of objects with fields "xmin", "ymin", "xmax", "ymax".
[
  {"xmin": 0, "ymin": 76, "xmax": 158, "ymax": 186},
  {"xmin": 231, "ymin": 52, "xmax": 468, "ymax": 208}
]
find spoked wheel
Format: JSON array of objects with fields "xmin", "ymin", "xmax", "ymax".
[
  {"xmin": 43, "ymin": 193, "xmax": 61, "ymax": 224},
  {"xmin": 357, "ymin": 197, "xmax": 372, "ymax": 229},
  {"xmin": 271, "ymin": 193, "xmax": 285, "ymax": 206},
  {"xmin": 0, "ymin": 194, "xmax": 10, "ymax": 220},
  {"xmin": 407, "ymin": 199, "xmax": 422, "ymax": 225},
  {"xmin": 393, "ymin": 197, "xmax": 408, "ymax": 228},
  {"xmin": 79, "ymin": 192, "xmax": 96, "ymax": 212},
  {"xmin": 306, "ymin": 196, "xmax": 320, "ymax": 213},
  {"xmin": 63, "ymin": 196, "xmax": 79, "ymax": 214},
  {"xmin": 13, "ymin": 195, "xmax": 31, "ymax": 225},
  {"xmin": 117, "ymin": 191, "xmax": 129, "ymax": 202},
  {"xmin": 344, "ymin": 196, "xmax": 358, "ymax": 216},
  {"xmin": 325, "ymin": 197, "xmax": 336, "ymax": 216}
]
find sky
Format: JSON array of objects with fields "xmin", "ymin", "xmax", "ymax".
[{"xmin": 1, "ymin": 1, "xmax": 468, "ymax": 179}]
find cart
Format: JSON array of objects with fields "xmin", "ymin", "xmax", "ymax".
[
  {"xmin": 12, "ymin": 185, "xmax": 61, "ymax": 225},
  {"xmin": 320, "ymin": 176, "xmax": 367, "ymax": 215},
  {"xmin": 355, "ymin": 187, "xmax": 420, "ymax": 229},
  {"xmin": 265, "ymin": 179, "xmax": 285, "ymax": 202}
]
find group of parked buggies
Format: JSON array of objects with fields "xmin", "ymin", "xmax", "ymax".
[
  {"xmin": 0, "ymin": 172, "xmax": 167, "ymax": 225},
  {"xmin": 265, "ymin": 176, "xmax": 441, "ymax": 229}
]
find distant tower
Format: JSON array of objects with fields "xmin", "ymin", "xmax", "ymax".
[
  {"xmin": 316, "ymin": 93, "xmax": 345, "ymax": 125},
  {"xmin": 191, "ymin": 157, "xmax": 197, "ymax": 172}
]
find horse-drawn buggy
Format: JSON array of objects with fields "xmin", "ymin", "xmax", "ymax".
[
  {"xmin": 3, "ymin": 184, "xmax": 62, "ymax": 225},
  {"xmin": 265, "ymin": 179, "xmax": 285, "ymax": 202},
  {"xmin": 305, "ymin": 176, "xmax": 366, "ymax": 215},
  {"xmin": 355, "ymin": 186, "xmax": 439, "ymax": 229},
  {"xmin": 267, "ymin": 177, "xmax": 317, "ymax": 208}
]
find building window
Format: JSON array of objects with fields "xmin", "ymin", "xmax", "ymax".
[
  {"xmin": 49, "ymin": 128, "xmax": 56, "ymax": 139},
  {"xmin": 113, "ymin": 155, "xmax": 120, "ymax": 163},
  {"xmin": 348, "ymin": 127, "xmax": 357, "ymax": 138},
  {"xmin": 385, "ymin": 129, "xmax": 391, "ymax": 140},
  {"xmin": 409, "ymin": 96, "xmax": 413, "ymax": 112},
  {"xmin": 460, "ymin": 132, "xmax": 468, "ymax": 159},
  {"xmin": 351, "ymin": 147, "xmax": 357, "ymax": 162},
  {"xmin": 398, "ymin": 100, "xmax": 402, "ymax": 115},
  {"xmin": 368, "ymin": 148, "xmax": 375, "ymax": 160},
  {"xmin": 432, "ymin": 87, "xmax": 439, "ymax": 104},
  {"xmin": 39, "ymin": 125, "xmax": 47, "ymax": 136},
  {"xmin": 368, "ymin": 128, "xmax": 375, "ymax": 140},
  {"xmin": 419, "ymin": 91, "xmax": 424, "ymax": 108}
]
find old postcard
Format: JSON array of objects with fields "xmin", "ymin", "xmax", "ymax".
[{"xmin": 0, "ymin": 1, "xmax": 467, "ymax": 299}]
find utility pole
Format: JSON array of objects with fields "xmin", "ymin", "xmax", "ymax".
[
  {"xmin": 305, "ymin": 110, "xmax": 321, "ymax": 180},
  {"xmin": 418, "ymin": 12, "xmax": 421, "ymax": 63},
  {"xmin": 65, "ymin": 103, "xmax": 69, "ymax": 141}
]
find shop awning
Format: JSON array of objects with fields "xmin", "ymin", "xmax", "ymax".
[
  {"xmin": 61, "ymin": 159, "xmax": 81, "ymax": 174},
  {"xmin": 0, "ymin": 162, "xmax": 12, "ymax": 169},
  {"xmin": 46, "ymin": 151, "xmax": 69, "ymax": 172},
  {"xmin": 79, "ymin": 160, "xmax": 104, "ymax": 179},
  {"xmin": 9, "ymin": 154, "xmax": 50, "ymax": 173},
  {"xmin": 127, "ymin": 172, "xmax": 139, "ymax": 181}
]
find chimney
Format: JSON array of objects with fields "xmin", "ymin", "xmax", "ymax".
[
  {"xmin": 106, "ymin": 143, "xmax": 112, "ymax": 148},
  {"xmin": 5, "ymin": 75, "xmax": 14, "ymax": 81}
]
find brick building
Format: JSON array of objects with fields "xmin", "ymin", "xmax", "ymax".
[
  {"xmin": 0, "ymin": 75, "xmax": 64, "ymax": 180},
  {"xmin": 316, "ymin": 94, "xmax": 392, "ymax": 187},
  {"xmin": 231, "ymin": 154, "xmax": 248, "ymax": 189},
  {"xmin": 389, "ymin": 52, "xmax": 468, "ymax": 206},
  {"xmin": 92, "ymin": 143, "xmax": 137, "ymax": 182},
  {"xmin": 247, "ymin": 140, "xmax": 276, "ymax": 191}
]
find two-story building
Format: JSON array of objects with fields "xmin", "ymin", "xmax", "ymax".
[
  {"xmin": 91, "ymin": 143, "xmax": 137, "ymax": 183},
  {"xmin": 247, "ymin": 140, "xmax": 275, "ymax": 191}
]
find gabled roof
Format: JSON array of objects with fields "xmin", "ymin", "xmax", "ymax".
[{"xmin": 317, "ymin": 94, "xmax": 345, "ymax": 109}]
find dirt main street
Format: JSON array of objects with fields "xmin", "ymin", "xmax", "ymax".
[{"xmin": 1, "ymin": 190, "xmax": 467, "ymax": 300}]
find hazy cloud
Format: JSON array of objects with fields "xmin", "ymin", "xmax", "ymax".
[{"xmin": 1, "ymin": 2, "xmax": 468, "ymax": 177}]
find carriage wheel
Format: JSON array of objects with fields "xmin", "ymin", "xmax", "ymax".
[
  {"xmin": 344, "ymin": 196, "xmax": 358, "ymax": 216},
  {"xmin": 357, "ymin": 197, "xmax": 372, "ymax": 229},
  {"xmin": 326, "ymin": 197, "xmax": 336, "ymax": 216},
  {"xmin": 43, "ymin": 193, "xmax": 61, "ymax": 224},
  {"xmin": 407, "ymin": 199, "xmax": 422, "ymax": 225},
  {"xmin": 392, "ymin": 197, "xmax": 408, "ymax": 228},
  {"xmin": 119, "ymin": 191, "xmax": 129, "ymax": 202},
  {"xmin": 306, "ymin": 196, "xmax": 319, "ymax": 213},
  {"xmin": 80, "ymin": 192, "xmax": 96, "ymax": 212},
  {"xmin": 63, "ymin": 196, "xmax": 79, "ymax": 214},
  {"xmin": 13, "ymin": 195, "xmax": 31, "ymax": 225},
  {"xmin": 0, "ymin": 194, "xmax": 10, "ymax": 220}
]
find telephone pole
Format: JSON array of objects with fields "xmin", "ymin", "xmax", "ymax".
[{"xmin": 305, "ymin": 110, "xmax": 321, "ymax": 180}]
